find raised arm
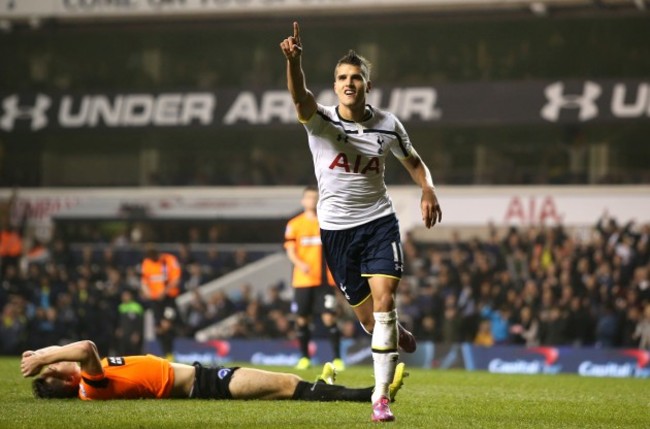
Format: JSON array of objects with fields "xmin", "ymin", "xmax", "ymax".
[
  {"xmin": 21, "ymin": 340, "xmax": 103, "ymax": 378},
  {"xmin": 400, "ymin": 148, "xmax": 442, "ymax": 229},
  {"xmin": 279, "ymin": 21, "xmax": 317, "ymax": 122}
]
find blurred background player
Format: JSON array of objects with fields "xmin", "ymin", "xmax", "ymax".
[
  {"xmin": 140, "ymin": 245, "xmax": 182, "ymax": 361},
  {"xmin": 285, "ymin": 185, "xmax": 344, "ymax": 371}
]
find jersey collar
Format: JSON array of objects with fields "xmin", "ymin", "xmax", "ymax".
[{"xmin": 335, "ymin": 104, "xmax": 374, "ymax": 124}]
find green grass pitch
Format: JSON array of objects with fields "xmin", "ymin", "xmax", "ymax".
[{"xmin": 1, "ymin": 357, "xmax": 648, "ymax": 428}]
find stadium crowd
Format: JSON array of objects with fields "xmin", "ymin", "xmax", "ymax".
[
  {"xmin": 397, "ymin": 216, "xmax": 650, "ymax": 349},
  {"xmin": 1, "ymin": 214, "xmax": 649, "ymax": 356}
]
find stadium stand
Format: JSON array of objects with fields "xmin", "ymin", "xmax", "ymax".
[
  {"xmin": 1, "ymin": 0, "xmax": 649, "ymax": 362},
  {"xmin": 1, "ymin": 213, "xmax": 648, "ymax": 356}
]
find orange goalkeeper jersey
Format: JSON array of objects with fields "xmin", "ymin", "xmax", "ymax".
[
  {"xmin": 284, "ymin": 212, "xmax": 334, "ymax": 288},
  {"xmin": 78, "ymin": 355, "xmax": 175, "ymax": 400}
]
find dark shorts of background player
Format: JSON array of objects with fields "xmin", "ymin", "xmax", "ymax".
[
  {"xmin": 149, "ymin": 296, "xmax": 179, "ymax": 324},
  {"xmin": 292, "ymin": 285, "xmax": 337, "ymax": 317},
  {"xmin": 190, "ymin": 363, "xmax": 240, "ymax": 399},
  {"xmin": 321, "ymin": 214, "xmax": 404, "ymax": 307}
]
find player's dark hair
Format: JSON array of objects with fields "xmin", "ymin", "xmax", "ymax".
[
  {"xmin": 144, "ymin": 244, "xmax": 159, "ymax": 261},
  {"xmin": 32, "ymin": 377, "xmax": 78, "ymax": 399},
  {"xmin": 304, "ymin": 184, "xmax": 318, "ymax": 193},
  {"xmin": 335, "ymin": 50, "xmax": 371, "ymax": 81}
]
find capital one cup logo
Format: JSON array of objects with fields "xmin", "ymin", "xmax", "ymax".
[
  {"xmin": 0, "ymin": 94, "xmax": 51, "ymax": 131},
  {"xmin": 541, "ymin": 81, "xmax": 602, "ymax": 122}
]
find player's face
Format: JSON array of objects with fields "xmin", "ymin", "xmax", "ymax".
[
  {"xmin": 334, "ymin": 64, "xmax": 369, "ymax": 109},
  {"xmin": 43, "ymin": 362, "xmax": 80, "ymax": 380},
  {"xmin": 41, "ymin": 362, "xmax": 81, "ymax": 393},
  {"xmin": 301, "ymin": 190, "xmax": 318, "ymax": 211}
]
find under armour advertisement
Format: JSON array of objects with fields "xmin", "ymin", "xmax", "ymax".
[{"xmin": 1, "ymin": 80, "xmax": 647, "ymax": 133}]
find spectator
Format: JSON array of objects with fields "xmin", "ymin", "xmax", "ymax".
[
  {"xmin": 28, "ymin": 306, "xmax": 60, "ymax": 350},
  {"xmin": 204, "ymin": 246, "xmax": 227, "ymax": 280},
  {"xmin": 98, "ymin": 245, "xmax": 122, "ymax": 271},
  {"xmin": 621, "ymin": 306, "xmax": 641, "ymax": 347},
  {"xmin": 0, "ymin": 295, "xmax": 29, "ymax": 354},
  {"xmin": 231, "ymin": 248, "xmax": 250, "ymax": 271},
  {"xmin": 396, "ymin": 286, "xmax": 420, "ymax": 333},
  {"xmin": 233, "ymin": 299, "xmax": 268, "ymax": 338},
  {"xmin": 441, "ymin": 296, "xmax": 462, "ymax": 344},
  {"xmin": 231, "ymin": 283, "xmax": 254, "ymax": 313},
  {"xmin": 474, "ymin": 319, "xmax": 494, "ymax": 347},
  {"xmin": 115, "ymin": 289, "xmax": 144, "ymax": 355},
  {"xmin": 264, "ymin": 283, "xmax": 291, "ymax": 315},
  {"xmin": 457, "ymin": 271, "xmax": 479, "ymax": 342},
  {"xmin": 1, "ymin": 264, "xmax": 23, "ymax": 303},
  {"xmin": 632, "ymin": 266, "xmax": 650, "ymax": 304},
  {"xmin": 595, "ymin": 303, "xmax": 619, "ymax": 348},
  {"xmin": 565, "ymin": 296, "xmax": 594, "ymax": 346},
  {"xmin": 184, "ymin": 261, "xmax": 208, "ymax": 292},
  {"xmin": 540, "ymin": 306, "xmax": 568, "ymax": 346},
  {"xmin": 53, "ymin": 292, "xmax": 78, "ymax": 344},
  {"xmin": 509, "ymin": 306, "xmax": 539, "ymax": 346},
  {"xmin": 183, "ymin": 290, "xmax": 208, "ymax": 336},
  {"xmin": 632, "ymin": 304, "xmax": 650, "ymax": 349},
  {"xmin": 414, "ymin": 314, "xmax": 439, "ymax": 342},
  {"xmin": 205, "ymin": 291, "xmax": 236, "ymax": 325},
  {"xmin": 481, "ymin": 305, "xmax": 511, "ymax": 345}
]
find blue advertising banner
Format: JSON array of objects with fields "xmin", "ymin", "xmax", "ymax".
[
  {"xmin": 465, "ymin": 345, "xmax": 650, "ymax": 378},
  {"xmin": 148, "ymin": 337, "xmax": 347, "ymax": 366},
  {"xmin": 147, "ymin": 339, "xmax": 650, "ymax": 378}
]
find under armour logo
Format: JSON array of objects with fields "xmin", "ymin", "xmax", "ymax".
[
  {"xmin": 541, "ymin": 81, "xmax": 601, "ymax": 122},
  {"xmin": 0, "ymin": 94, "xmax": 51, "ymax": 131},
  {"xmin": 336, "ymin": 133, "xmax": 349, "ymax": 143}
]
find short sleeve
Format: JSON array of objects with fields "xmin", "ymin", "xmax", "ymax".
[
  {"xmin": 390, "ymin": 115, "xmax": 413, "ymax": 160},
  {"xmin": 302, "ymin": 104, "xmax": 326, "ymax": 136}
]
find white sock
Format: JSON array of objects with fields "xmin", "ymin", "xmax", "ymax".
[{"xmin": 371, "ymin": 310, "xmax": 399, "ymax": 403}]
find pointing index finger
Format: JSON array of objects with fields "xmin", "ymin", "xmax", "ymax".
[{"xmin": 293, "ymin": 21, "xmax": 301, "ymax": 43}]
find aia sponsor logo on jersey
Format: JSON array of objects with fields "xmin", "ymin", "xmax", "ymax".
[{"xmin": 329, "ymin": 153, "xmax": 380, "ymax": 174}]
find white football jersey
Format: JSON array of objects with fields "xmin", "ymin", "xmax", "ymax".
[{"xmin": 303, "ymin": 103, "xmax": 413, "ymax": 230}]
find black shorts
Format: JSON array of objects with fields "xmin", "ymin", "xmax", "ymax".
[
  {"xmin": 149, "ymin": 296, "xmax": 179, "ymax": 323},
  {"xmin": 291, "ymin": 285, "xmax": 337, "ymax": 317},
  {"xmin": 190, "ymin": 362, "xmax": 240, "ymax": 400},
  {"xmin": 321, "ymin": 214, "xmax": 404, "ymax": 307}
]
